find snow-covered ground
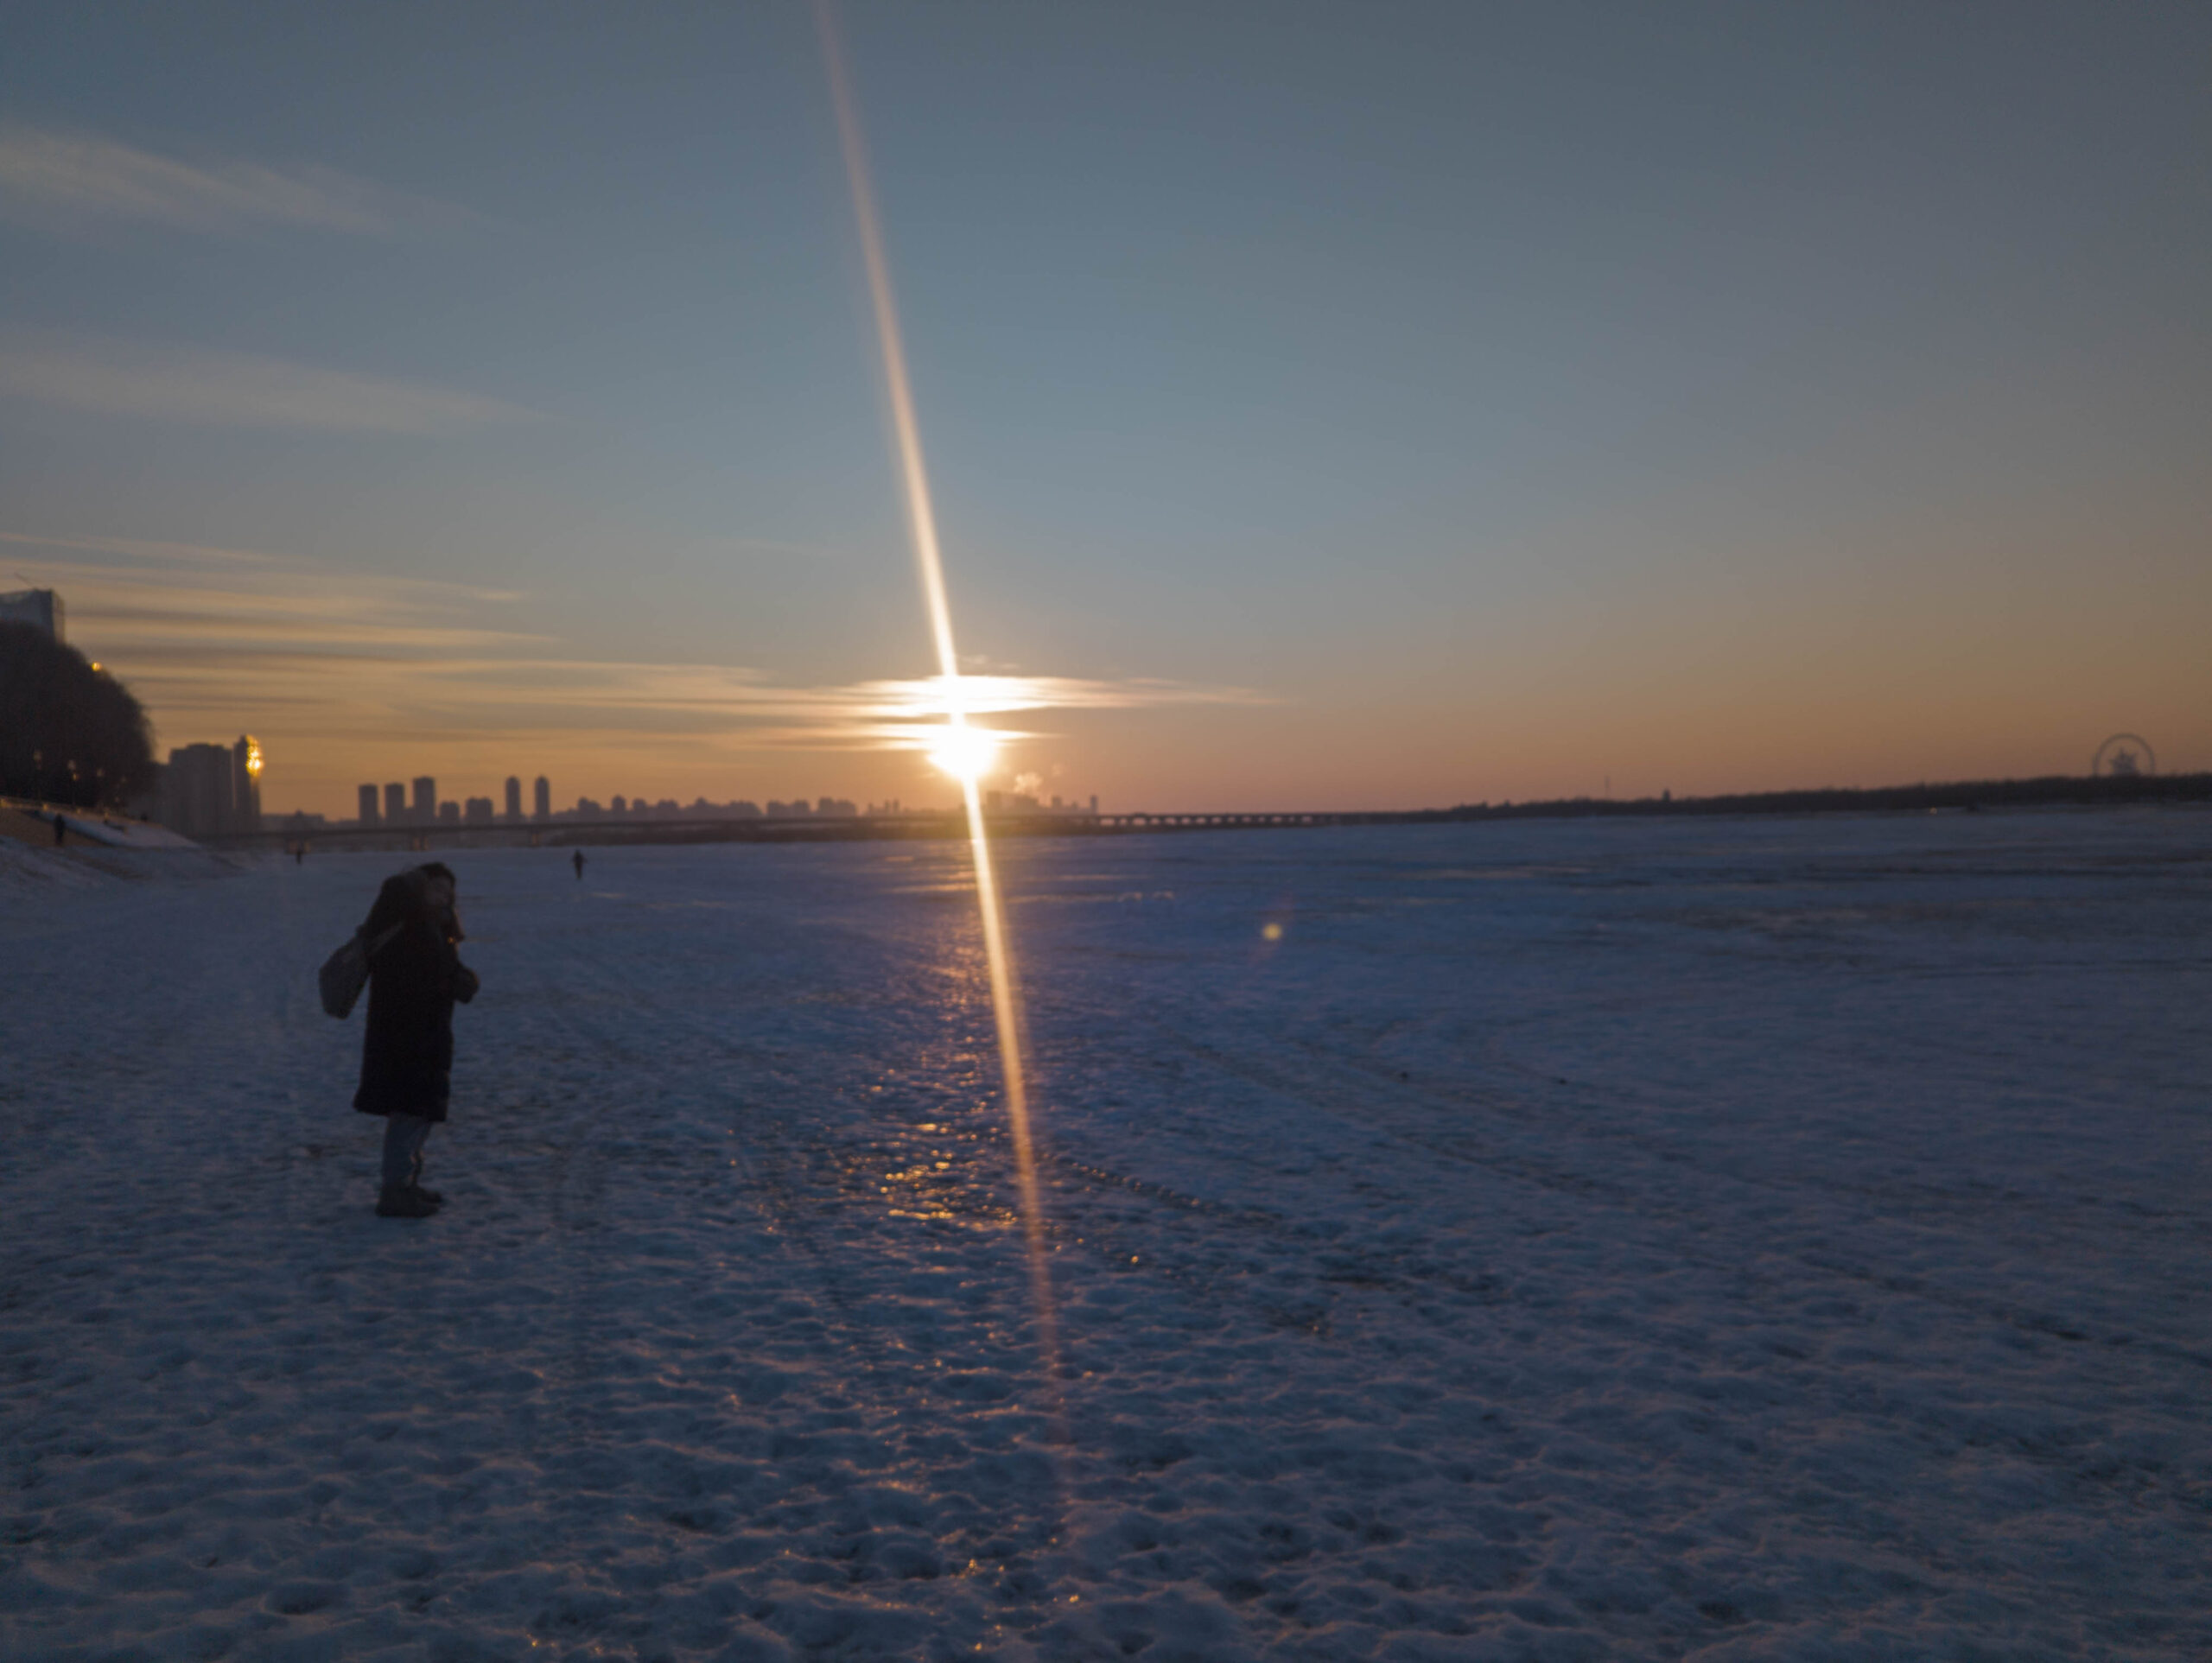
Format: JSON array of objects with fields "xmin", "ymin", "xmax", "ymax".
[{"xmin": 2, "ymin": 810, "xmax": 2207, "ymax": 1660}]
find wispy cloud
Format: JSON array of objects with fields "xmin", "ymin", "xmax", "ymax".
[
  {"xmin": 0, "ymin": 127, "xmax": 472, "ymax": 236},
  {"xmin": 0, "ymin": 338, "xmax": 537, "ymax": 434},
  {"xmin": 0, "ymin": 528, "xmax": 288, "ymax": 568},
  {"xmin": 830, "ymin": 673, "xmax": 1270, "ymax": 752},
  {"xmin": 2, "ymin": 533, "xmax": 1264, "ymax": 796}
]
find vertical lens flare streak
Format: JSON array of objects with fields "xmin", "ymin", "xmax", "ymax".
[{"xmin": 816, "ymin": 2, "xmax": 1062, "ymax": 1412}]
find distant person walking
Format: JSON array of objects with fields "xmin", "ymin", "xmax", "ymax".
[
  {"xmin": 52, "ymin": 812, "xmax": 65, "ymax": 847},
  {"xmin": 572, "ymin": 849, "xmax": 585, "ymax": 881},
  {"xmin": 353, "ymin": 863, "xmax": 478, "ymax": 1219}
]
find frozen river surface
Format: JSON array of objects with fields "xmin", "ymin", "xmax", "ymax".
[{"xmin": 2, "ymin": 812, "xmax": 2208, "ymax": 1660}]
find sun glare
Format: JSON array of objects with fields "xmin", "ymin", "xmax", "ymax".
[
  {"xmin": 821, "ymin": 0, "xmax": 1062, "ymax": 1440},
  {"xmin": 926, "ymin": 722, "xmax": 1001, "ymax": 783}
]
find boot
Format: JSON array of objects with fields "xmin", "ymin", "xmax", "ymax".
[{"xmin": 377, "ymin": 1186, "xmax": 438, "ymax": 1219}]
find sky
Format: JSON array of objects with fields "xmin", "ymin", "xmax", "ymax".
[{"xmin": 2, "ymin": 1, "xmax": 2207, "ymax": 816}]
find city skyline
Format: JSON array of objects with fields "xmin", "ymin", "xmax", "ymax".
[
  {"xmin": 313, "ymin": 767, "xmax": 1084, "ymax": 827},
  {"xmin": 3, "ymin": 5, "xmax": 2207, "ymax": 817}
]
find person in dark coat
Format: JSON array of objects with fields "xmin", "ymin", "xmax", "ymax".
[{"xmin": 354, "ymin": 862, "xmax": 479, "ymax": 1217}]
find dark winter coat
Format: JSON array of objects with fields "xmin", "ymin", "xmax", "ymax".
[{"xmin": 353, "ymin": 871, "xmax": 478, "ymax": 1120}]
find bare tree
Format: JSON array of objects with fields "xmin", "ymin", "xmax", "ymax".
[{"xmin": 0, "ymin": 622, "xmax": 156, "ymax": 809}]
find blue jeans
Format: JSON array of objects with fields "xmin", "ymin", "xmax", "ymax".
[{"xmin": 380, "ymin": 1114, "xmax": 433, "ymax": 1192}]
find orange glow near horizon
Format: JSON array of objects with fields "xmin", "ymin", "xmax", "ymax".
[
  {"xmin": 925, "ymin": 721, "xmax": 1001, "ymax": 784},
  {"xmin": 817, "ymin": 1, "xmax": 1062, "ymax": 1419}
]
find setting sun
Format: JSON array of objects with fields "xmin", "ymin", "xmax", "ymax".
[{"xmin": 925, "ymin": 723, "xmax": 1001, "ymax": 783}]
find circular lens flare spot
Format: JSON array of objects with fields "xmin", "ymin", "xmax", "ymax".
[{"xmin": 927, "ymin": 724, "xmax": 1001, "ymax": 783}]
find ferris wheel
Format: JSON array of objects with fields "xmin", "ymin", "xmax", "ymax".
[{"xmin": 2091, "ymin": 733, "xmax": 2157, "ymax": 778}]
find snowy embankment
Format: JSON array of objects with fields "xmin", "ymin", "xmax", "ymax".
[
  {"xmin": 0, "ymin": 836, "xmax": 234, "ymax": 896},
  {"xmin": 1, "ymin": 812, "xmax": 2207, "ymax": 1660}
]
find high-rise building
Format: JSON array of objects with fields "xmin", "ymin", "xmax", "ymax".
[
  {"xmin": 504, "ymin": 776, "xmax": 522, "ymax": 819},
  {"xmin": 533, "ymin": 775, "xmax": 550, "ymax": 819},
  {"xmin": 357, "ymin": 784, "xmax": 380, "ymax": 825},
  {"xmin": 465, "ymin": 797, "xmax": 495, "ymax": 823},
  {"xmin": 384, "ymin": 782, "xmax": 406, "ymax": 822},
  {"xmin": 159, "ymin": 745, "xmax": 231, "ymax": 835},
  {"xmin": 156, "ymin": 735, "xmax": 261, "ymax": 836},
  {"xmin": 412, "ymin": 778, "xmax": 436, "ymax": 824},
  {"xmin": 0, "ymin": 587, "xmax": 63, "ymax": 640},
  {"xmin": 232, "ymin": 739, "xmax": 263, "ymax": 833}
]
